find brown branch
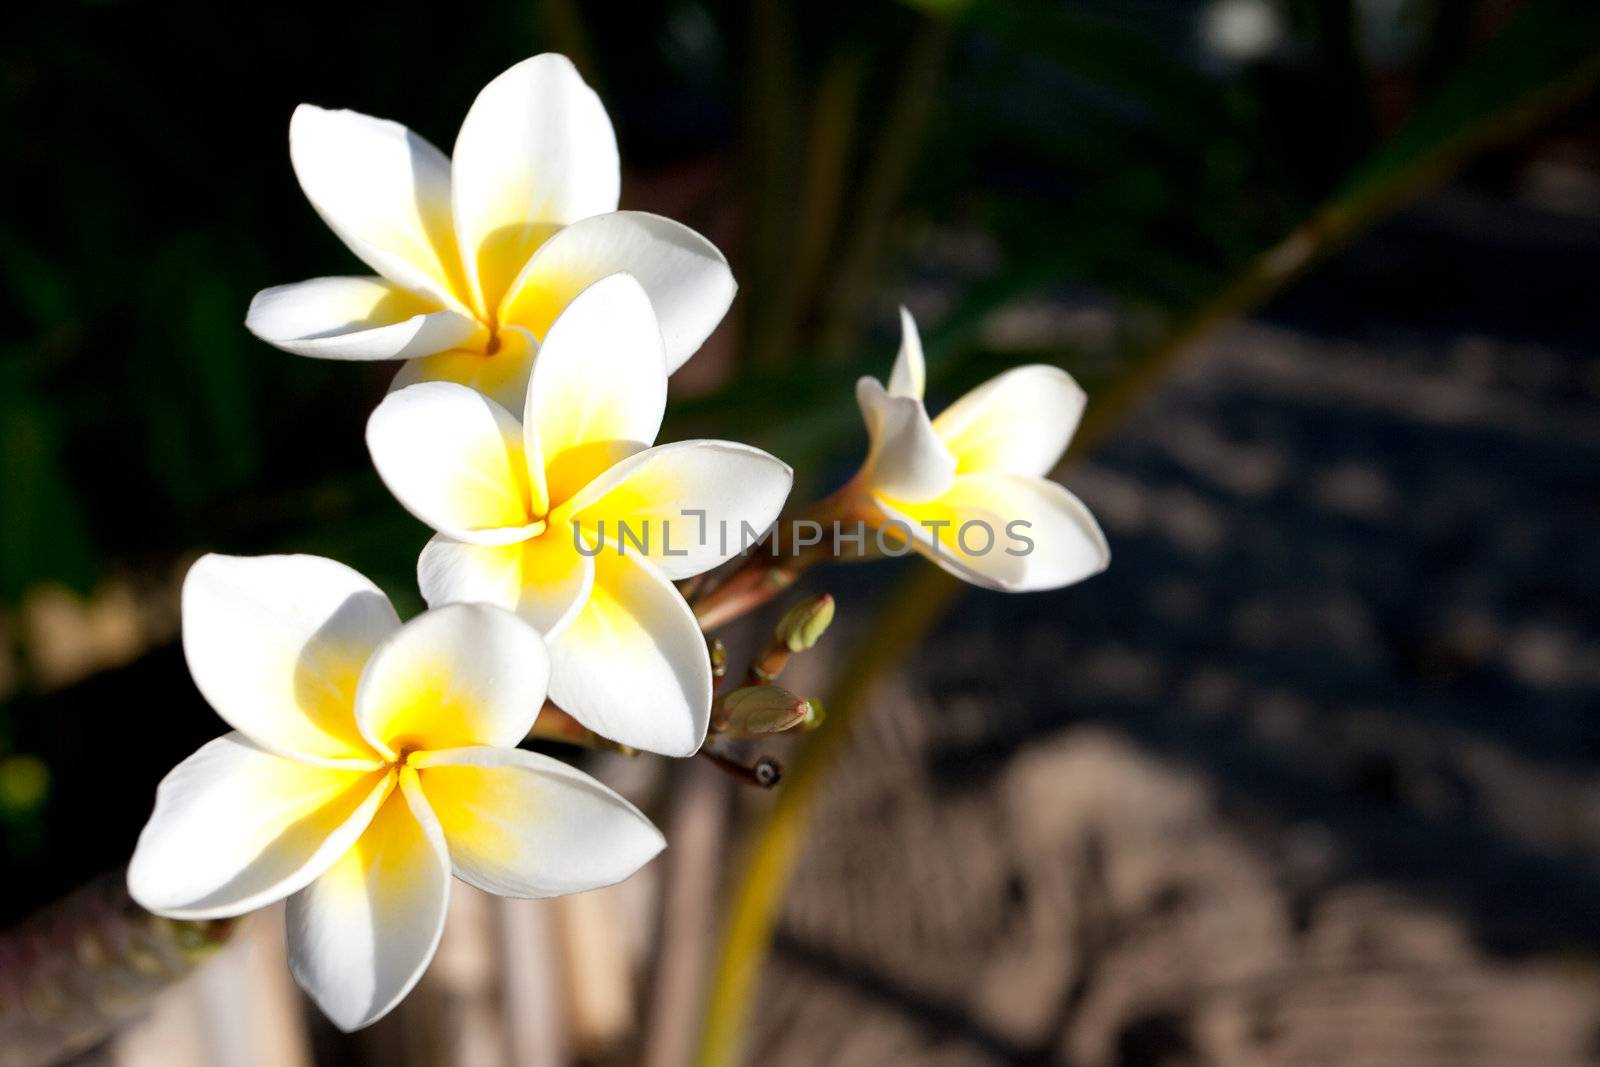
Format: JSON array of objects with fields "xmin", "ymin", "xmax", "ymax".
[
  {"xmin": 698, "ymin": 747, "xmax": 783, "ymax": 789},
  {"xmin": 691, "ymin": 548, "xmax": 816, "ymax": 633},
  {"xmin": 692, "ymin": 486, "xmax": 868, "ymax": 633},
  {"xmin": 0, "ymin": 870, "xmax": 236, "ymax": 1067}
]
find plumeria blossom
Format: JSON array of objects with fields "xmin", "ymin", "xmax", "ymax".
[
  {"xmin": 127, "ymin": 554, "xmax": 664, "ymax": 1031},
  {"xmin": 366, "ymin": 273, "xmax": 793, "ymax": 758},
  {"xmin": 853, "ymin": 309, "xmax": 1111, "ymax": 591},
  {"xmin": 244, "ymin": 53, "xmax": 735, "ymax": 408}
]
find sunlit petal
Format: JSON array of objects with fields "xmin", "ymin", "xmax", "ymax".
[
  {"xmin": 559, "ymin": 440, "xmax": 792, "ymax": 580},
  {"xmin": 355, "ymin": 604, "xmax": 550, "ymax": 759},
  {"xmin": 414, "ymin": 746, "xmax": 663, "ymax": 897},
  {"xmin": 877, "ymin": 473, "xmax": 1109, "ymax": 592},
  {"xmin": 886, "ymin": 306, "xmax": 925, "ymax": 400},
  {"xmin": 286, "ymin": 770, "xmax": 450, "ymax": 1032},
  {"xmin": 388, "ymin": 324, "xmax": 539, "ymax": 416},
  {"xmin": 416, "ymin": 536, "xmax": 523, "ymax": 612},
  {"xmin": 452, "ymin": 54, "xmax": 620, "ymax": 317},
  {"xmin": 182, "ymin": 554, "xmax": 395, "ymax": 767},
  {"xmin": 547, "ymin": 545, "xmax": 709, "ymax": 756},
  {"xmin": 246, "ymin": 277, "xmax": 484, "ymax": 361},
  {"xmin": 367, "ymin": 382, "xmax": 538, "ymax": 544},
  {"xmin": 525, "ymin": 274, "xmax": 667, "ymax": 507},
  {"xmin": 418, "ymin": 532, "xmax": 595, "ymax": 640},
  {"xmin": 856, "ymin": 377, "xmax": 956, "ymax": 502},
  {"xmin": 127, "ymin": 733, "xmax": 392, "ymax": 919},
  {"xmin": 932, "ymin": 365, "xmax": 1086, "ymax": 477},
  {"xmin": 499, "ymin": 211, "xmax": 734, "ymax": 373},
  {"xmin": 289, "ymin": 105, "xmax": 468, "ymax": 312}
]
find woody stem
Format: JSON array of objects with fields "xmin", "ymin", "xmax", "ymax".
[{"xmin": 691, "ymin": 477, "xmax": 871, "ymax": 632}]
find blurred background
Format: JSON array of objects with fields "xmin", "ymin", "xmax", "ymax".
[{"xmin": 4, "ymin": 0, "xmax": 1600, "ymax": 1064}]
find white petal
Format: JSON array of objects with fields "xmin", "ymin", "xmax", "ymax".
[
  {"xmin": 127, "ymin": 734, "xmax": 392, "ymax": 919},
  {"xmin": 286, "ymin": 770, "xmax": 450, "ymax": 1031},
  {"xmin": 367, "ymin": 382, "xmax": 539, "ymax": 544},
  {"xmin": 525, "ymin": 274, "xmax": 667, "ymax": 507},
  {"xmin": 289, "ymin": 106, "xmax": 468, "ymax": 312},
  {"xmin": 559, "ymin": 440, "xmax": 793, "ymax": 580},
  {"xmin": 452, "ymin": 54, "xmax": 620, "ymax": 317},
  {"xmin": 547, "ymin": 546, "xmax": 710, "ymax": 756},
  {"xmin": 416, "ymin": 536, "xmax": 523, "ymax": 611},
  {"xmin": 355, "ymin": 603, "xmax": 550, "ymax": 759},
  {"xmin": 856, "ymin": 377, "xmax": 956, "ymax": 502},
  {"xmin": 417, "ymin": 532, "xmax": 595, "ymax": 640},
  {"xmin": 499, "ymin": 212, "xmax": 734, "ymax": 373},
  {"xmin": 887, "ymin": 306, "xmax": 925, "ymax": 400},
  {"xmin": 182, "ymin": 554, "xmax": 397, "ymax": 766},
  {"xmin": 388, "ymin": 324, "xmax": 540, "ymax": 415},
  {"xmin": 246, "ymin": 277, "xmax": 483, "ymax": 361},
  {"xmin": 876, "ymin": 473, "xmax": 1110, "ymax": 592},
  {"xmin": 413, "ymin": 746, "xmax": 664, "ymax": 897},
  {"xmin": 932, "ymin": 365, "xmax": 1086, "ymax": 477}
]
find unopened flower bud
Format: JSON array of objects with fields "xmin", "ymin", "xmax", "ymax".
[
  {"xmin": 775, "ymin": 593, "xmax": 835, "ymax": 653},
  {"xmin": 720, "ymin": 685, "xmax": 811, "ymax": 736}
]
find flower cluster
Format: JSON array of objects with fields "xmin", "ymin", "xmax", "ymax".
[{"xmin": 129, "ymin": 54, "xmax": 1108, "ymax": 1031}]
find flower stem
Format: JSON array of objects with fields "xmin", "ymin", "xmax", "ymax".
[
  {"xmin": 692, "ymin": 479, "xmax": 869, "ymax": 633},
  {"xmin": 0, "ymin": 870, "xmax": 236, "ymax": 1066}
]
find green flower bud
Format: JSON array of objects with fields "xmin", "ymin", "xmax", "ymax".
[
  {"xmin": 775, "ymin": 593, "xmax": 835, "ymax": 652},
  {"xmin": 720, "ymin": 685, "xmax": 811, "ymax": 735}
]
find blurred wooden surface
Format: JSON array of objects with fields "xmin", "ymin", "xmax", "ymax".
[{"xmin": 760, "ymin": 714, "xmax": 1600, "ymax": 1065}]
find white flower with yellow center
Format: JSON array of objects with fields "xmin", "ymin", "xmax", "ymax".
[
  {"xmin": 128, "ymin": 553, "xmax": 663, "ymax": 1032},
  {"xmin": 244, "ymin": 53, "xmax": 734, "ymax": 409},
  {"xmin": 854, "ymin": 309, "xmax": 1111, "ymax": 590},
  {"xmin": 365, "ymin": 273, "xmax": 793, "ymax": 757}
]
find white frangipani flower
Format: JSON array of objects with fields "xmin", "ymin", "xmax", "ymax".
[
  {"xmin": 854, "ymin": 309, "xmax": 1111, "ymax": 591},
  {"xmin": 366, "ymin": 273, "xmax": 793, "ymax": 757},
  {"xmin": 128, "ymin": 553, "xmax": 663, "ymax": 1032},
  {"xmin": 244, "ymin": 53, "xmax": 735, "ymax": 408}
]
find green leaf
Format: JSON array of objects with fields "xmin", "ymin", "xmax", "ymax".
[{"xmin": 0, "ymin": 389, "xmax": 99, "ymax": 603}]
